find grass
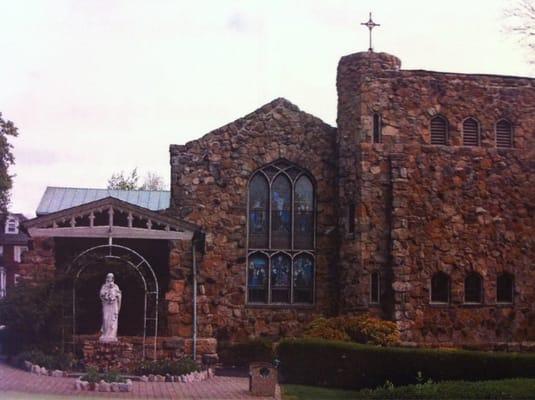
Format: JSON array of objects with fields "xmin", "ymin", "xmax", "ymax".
[{"xmin": 282, "ymin": 378, "xmax": 535, "ymax": 399}]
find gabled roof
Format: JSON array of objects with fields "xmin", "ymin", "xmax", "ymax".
[
  {"xmin": 36, "ymin": 187, "xmax": 170, "ymax": 216},
  {"xmin": 25, "ymin": 196, "xmax": 200, "ymax": 241}
]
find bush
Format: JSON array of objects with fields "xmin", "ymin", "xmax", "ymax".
[
  {"xmin": 133, "ymin": 358, "xmax": 199, "ymax": 376},
  {"xmin": 12, "ymin": 349, "xmax": 76, "ymax": 371},
  {"xmin": 278, "ymin": 338, "xmax": 535, "ymax": 390},
  {"xmin": 218, "ymin": 338, "xmax": 274, "ymax": 367},
  {"xmin": 304, "ymin": 315, "xmax": 400, "ymax": 346},
  {"xmin": 0, "ymin": 280, "xmax": 63, "ymax": 354}
]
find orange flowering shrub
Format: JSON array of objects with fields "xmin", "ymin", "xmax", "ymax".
[{"xmin": 304, "ymin": 314, "xmax": 400, "ymax": 346}]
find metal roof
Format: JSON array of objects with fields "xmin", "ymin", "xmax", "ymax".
[{"xmin": 36, "ymin": 187, "xmax": 171, "ymax": 216}]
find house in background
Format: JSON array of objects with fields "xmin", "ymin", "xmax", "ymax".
[{"xmin": 0, "ymin": 213, "xmax": 30, "ymax": 298}]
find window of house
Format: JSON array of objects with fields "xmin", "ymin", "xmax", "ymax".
[
  {"xmin": 430, "ymin": 115, "xmax": 448, "ymax": 145},
  {"xmin": 5, "ymin": 216, "xmax": 19, "ymax": 234},
  {"xmin": 430, "ymin": 272, "xmax": 450, "ymax": 303},
  {"xmin": 247, "ymin": 160, "xmax": 315, "ymax": 304},
  {"xmin": 14, "ymin": 273, "xmax": 21, "ymax": 286},
  {"xmin": 13, "ymin": 246, "xmax": 28, "ymax": 263},
  {"xmin": 462, "ymin": 117, "xmax": 480, "ymax": 146},
  {"xmin": 497, "ymin": 273, "xmax": 514, "ymax": 303},
  {"xmin": 0, "ymin": 267, "xmax": 6, "ymax": 299},
  {"xmin": 464, "ymin": 272, "xmax": 483, "ymax": 303},
  {"xmin": 370, "ymin": 271, "xmax": 380, "ymax": 304},
  {"xmin": 372, "ymin": 113, "xmax": 382, "ymax": 143},
  {"xmin": 496, "ymin": 119, "xmax": 513, "ymax": 148}
]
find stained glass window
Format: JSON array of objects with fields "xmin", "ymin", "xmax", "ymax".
[
  {"xmin": 247, "ymin": 161, "xmax": 315, "ymax": 304},
  {"xmin": 249, "ymin": 174, "xmax": 269, "ymax": 248},
  {"xmin": 248, "ymin": 253, "xmax": 268, "ymax": 303},
  {"xmin": 271, "ymin": 253, "xmax": 291, "ymax": 303},
  {"xmin": 293, "ymin": 254, "xmax": 314, "ymax": 303},
  {"xmin": 271, "ymin": 174, "xmax": 292, "ymax": 249},
  {"xmin": 294, "ymin": 176, "xmax": 314, "ymax": 249}
]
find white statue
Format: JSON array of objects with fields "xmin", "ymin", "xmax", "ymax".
[{"xmin": 99, "ymin": 273, "xmax": 121, "ymax": 343}]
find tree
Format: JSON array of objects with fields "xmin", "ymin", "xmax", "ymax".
[
  {"xmin": 504, "ymin": 0, "xmax": 535, "ymax": 64},
  {"xmin": 0, "ymin": 113, "xmax": 19, "ymax": 212},
  {"xmin": 107, "ymin": 168, "xmax": 166, "ymax": 190},
  {"xmin": 107, "ymin": 168, "xmax": 139, "ymax": 190},
  {"xmin": 139, "ymin": 171, "xmax": 166, "ymax": 190}
]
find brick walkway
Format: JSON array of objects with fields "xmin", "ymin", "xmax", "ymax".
[{"xmin": 0, "ymin": 362, "xmax": 281, "ymax": 399}]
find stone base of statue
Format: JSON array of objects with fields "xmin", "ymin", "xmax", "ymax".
[{"xmin": 83, "ymin": 339, "xmax": 134, "ymax": 372}]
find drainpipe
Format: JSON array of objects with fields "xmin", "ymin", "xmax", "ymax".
[{"xmin": 192, "ymin": 239, "xmax": 197, "ymax": 362}]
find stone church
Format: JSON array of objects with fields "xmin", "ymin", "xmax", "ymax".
[{"xmin": 20, "ymin": 50, "xmax": 535, "ymax": 357}]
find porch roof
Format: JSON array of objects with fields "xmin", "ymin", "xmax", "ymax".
[{"xmin": 24, "ymin": 196, "xmax": 200, "ymax": 241}]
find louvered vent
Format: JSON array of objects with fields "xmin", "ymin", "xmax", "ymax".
[
  {"xmin": 430, "ymin": 116, "xmax": 447, "ymax": 145},
  {"xmin": 462, "ymin": 118, "xmax": 479, "ymax": 146},
  {"xmin": 496, "ymin": 120, "xmax": 513, "ymax": 148}
]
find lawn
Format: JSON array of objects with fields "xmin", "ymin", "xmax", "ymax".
[{"xmin": 282, "ymin": 378, "xmax": 535, "ymax": 399}]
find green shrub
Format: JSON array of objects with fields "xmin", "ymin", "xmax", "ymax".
[
  {"xmin": 82, "ymin": 367, "xmax": 101, "ymax": 384},
  {"xmin": 0, "ymin": 280, "xmax": 63, "ymax": 354},
  {"xmin": 278, "ymin": 338, "xmax": 535, "ymax": 390},
  {"xmin": 133, "ymin": 358, "xmax": 199, "ymax": 376},
  {"xmin": 218, "ymin": 338, "xmax": 274, "ymax": 367},
  {"xmin": 304, "ymin": 315, "xmax": 400, "ymax": 346},
  {"xmin": 12, "ymin": 349, "xmax": 76, "ymax": 371},
  {"xmin": 101, "ymin": 369, "xmax": 126, "ymax": 383}
]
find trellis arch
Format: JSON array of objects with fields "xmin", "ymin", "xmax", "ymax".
[{"xmin": 62, "ymin": 244, "xmax": 159, "ymax": 360}]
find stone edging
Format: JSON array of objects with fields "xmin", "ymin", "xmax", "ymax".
[{"xmin": 21, "ymin": 359, "xmax": 214, "ymax": 393}]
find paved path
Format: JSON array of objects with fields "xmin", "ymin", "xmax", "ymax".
[{"xmin": 0, "ymin": 362, "xmax": 281, "ymax": 399}]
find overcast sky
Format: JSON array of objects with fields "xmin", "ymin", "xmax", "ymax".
[{"xmin": 1, "ymin": 0, "xmax": 531, "ymax": 216}]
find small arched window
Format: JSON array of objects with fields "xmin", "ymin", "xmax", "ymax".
[
  {"xmin": 496, "ymin": 119, "xmax": 513, "ymax": 148},
  {"xmin": 370, "ymin": 271, "xmax": 380, "ymax": 304},
  {"xmin": 462, "ymin": 117, "xmax": 480, "ymax": 146},
  {"xmin": 497, "ymin": 273, "xmax": 514, "ymax": 303},
  {"xmin": 464, "ymin": 272, "xmax": 483, "ymax": 303},
  {"xmin": 247, "ymin": 160, "xmax": 315, "ymax": 304},
  {"xmin": 372, "ymin": 113, "xmax": 382, "ymax": 143},
  {"xmin": 431, "ymin": 272, "xmax": 450, "ymax": 303},
  {"xmin": 430, "ymin": 115, "xmax": 448, "ymax": 145}
]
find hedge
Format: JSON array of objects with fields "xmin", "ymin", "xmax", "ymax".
[
  {"xmin": 277, "ymin": 338, "xmax": 535, "ymax": 390},
  {"xmin": 218, "ymin": 338, "xmax": 274, "ymax": 367}
]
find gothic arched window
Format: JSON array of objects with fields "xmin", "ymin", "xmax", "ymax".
[
  {"xmin": 430, "ymin": 115, "xmax": 448, "ymax": 145},
  {"xmin": 247, "ymin": 160, "xmax": 315, "ymax": 304},
  {"xmin": 496, "ymin": 119, "xmax": 513, "ymax": 148},
  {"xmin": 462, "ymin": 117, "xmax": 480, "ymax": 146}
]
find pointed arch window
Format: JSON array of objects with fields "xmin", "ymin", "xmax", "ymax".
[
  {"xmin": 430, "ymin": 115, "xmax": 448, "ymax": 145},
  {"xmin": 496, "ymin": 119, "xmax": 513, "ymax": 148},
  {"xmin": 462, "ymin": 117, "xmax": 480, "ymax": 146},
  {"xmin": 247, "ymin": 160, "xmax": 315, "ymax": 304}
]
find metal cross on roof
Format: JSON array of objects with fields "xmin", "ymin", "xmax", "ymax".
[{"xmin": 361, "ymin": 12, "xmax": 380, "ymax": 52}]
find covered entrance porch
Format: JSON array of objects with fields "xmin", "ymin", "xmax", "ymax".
[{"xmin": 21, "ymin": 196, "xmax": 212, "ymax": 361}]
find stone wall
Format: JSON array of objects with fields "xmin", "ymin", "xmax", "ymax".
[
  {"xmin": 169, "ymin": 98, "xmax": 338, "ymax": 342},
  {"xmin": 390, "ymin": 146, "xmax": 535, "ymax": 345},
  {"xmin": 336, "ymin": 51, "xmax": 535, "ymax": 346}
]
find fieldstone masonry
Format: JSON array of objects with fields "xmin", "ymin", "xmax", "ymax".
[{"xmin": 22, "ymin": 50, "xmax": 535, "ymax": 350}]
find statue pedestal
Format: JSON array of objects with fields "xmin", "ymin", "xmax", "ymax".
[{"xmin": 83, "ymin": 339, "xmax": 134, "ymax": 372}]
